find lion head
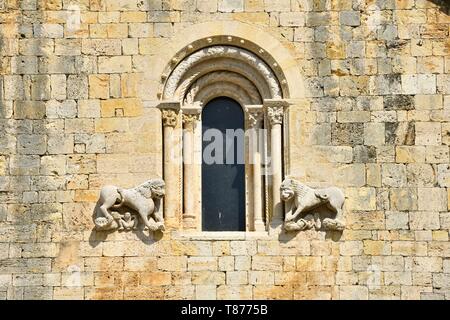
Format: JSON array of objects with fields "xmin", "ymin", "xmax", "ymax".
[
  {"xmin": 138, "ymin": 179, "xmax": 165, "ymax": 199},
  {"xmin": 280, "ymin": 178, "xmax": 296, "ymax": 201}
]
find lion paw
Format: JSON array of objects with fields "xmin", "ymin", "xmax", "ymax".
[{"xmin": 323, "ymin": 218, "xmax": 345, "ymax": 231}]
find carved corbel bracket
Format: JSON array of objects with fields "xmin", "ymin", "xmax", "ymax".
[
  {"xmin": 280, "ymin": 177, "xmax": 346, "ymax": 232},
  {"xmin": 94, "ymin": 179, "xmax": 166, "ymax": 234}
]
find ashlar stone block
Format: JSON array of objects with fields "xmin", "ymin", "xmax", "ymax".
[
  {"xmin": 98, "ymin": 56, "xmax": 132, "ymax": 74},
  {"xmin": 418, "ymin": 188, "xmax": 447, "ymax": 211}
]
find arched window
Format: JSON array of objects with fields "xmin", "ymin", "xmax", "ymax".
[
  {"xmin": 202, "ymin": 97, "xmax": 245, "ymax": 231},
  {"xmin": 158, "ymin": 37, "xmax": 294, "ymax": 233}
]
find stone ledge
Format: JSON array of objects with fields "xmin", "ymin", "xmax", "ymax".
[{"xmin": 171, "ymin": 231, "xmax": 274, "ymax": 241}]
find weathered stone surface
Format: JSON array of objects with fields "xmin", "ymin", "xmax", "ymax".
[
  {"xmin": 67, "ymin": 75, "xmax": 89, "ymax": 100},
  {"xmin": 384, "ymin": 95, "xmax": 415, "ymax": 111},
  {"xmin": 390, "ymin": 188, "xmax": 418, "ymax": 211},
  {"xmin": 385, "ymin": 122, "xmax": 415, "ymax": 145},
  {"xmin": 17, "ymin": 135, "xmax": 47, "ymax": 155},
  {"xmin": 0, "ymin": 0, "xmax": 448, "ymax": 302},
  {"xmin": 332, "ymin": 123, "xmax": 364, "ymax": 145}
]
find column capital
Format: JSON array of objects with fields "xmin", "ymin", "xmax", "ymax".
[
  {"xmin": 245, "ymin": 105, "xmax": 264, "ymax": 128},
  {"xmin": 158, "ymin": 101, "xmax": 181, "ymax": 128},
  {"xmin": 182, "ymin": 103, "xmax": 202, "ymax": 129},
  {"xmin": 161, "ymin": 109, "xmax": 179, "ymax": 127},
  {"xmin": 182, "ymin": 113, "xmax": 201, "ymax": 128},
  {"xmin": 264, "ymin": 99, "xmax": 290, "ymax": 126}
]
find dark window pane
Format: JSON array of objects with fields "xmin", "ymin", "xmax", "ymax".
[{"xmin": 202, "ymin": 97, "xmax": 246, "ymax": 231}]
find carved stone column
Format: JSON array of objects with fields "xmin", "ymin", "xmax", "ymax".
[
  {"xmin": 246, "ymin": 106, "xmax": 265, "ymax": 231},
  {"xmin": 158, "ymin": 101, "xmax": 181, "ymax": 229},
  {"xmin": 264, "ymin": 99, "xmax": 289, "ymax": 230},
  {"xmin": 182, "ymin": 105, "xmax": 202, "ymax": 229}
]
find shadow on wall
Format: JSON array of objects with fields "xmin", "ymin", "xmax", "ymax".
[{"xmin": 430, "ymin": 0, "xmax": 449, "ymax": 14}]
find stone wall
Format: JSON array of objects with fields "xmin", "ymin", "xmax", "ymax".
[{"xmin": 0, "ymin": 0, "xmax": 449, "ymax": 300}]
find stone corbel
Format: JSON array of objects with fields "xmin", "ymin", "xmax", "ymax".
[
  {"xmin": 94, "ymin": 179, "xmax": 166, "ymax": 233},
  {"xmin": 281, "ymin": 177, "xmax": 345, "ymax": 232}
]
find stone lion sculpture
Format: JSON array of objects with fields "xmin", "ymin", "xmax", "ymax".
[
  {"xmin": 94, "ymin": 179, "xmax": 165, "ymax": 232},
  {"xmin": 280, "ymin": 178, "xmax": 345, "ymax": 232}
]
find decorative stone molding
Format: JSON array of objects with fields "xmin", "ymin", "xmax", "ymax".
[
  {"xmin": 94, "ymin": 179, "xmax": 166, "ymax": 233},
  {"xmin": 157, "ymin": 28, "xmax": 303, "ymax": 99},
  {"xmin": 177, "ymin": 59, "xmax": 271, "ymax": 101},
  {"xmin": 194, "ymin": 83, "xmax": 256, "ymax": 107},
  {"xmin": 280, "ymin": 178, "xmax": 345, "ymax": 232},
  {"xmin": 183, "ymin": 71, "xmax": 262, "ymax": 105},
  {"xmin": 164, "ymin": 45, "xmax": 281, "ymax": 100}
]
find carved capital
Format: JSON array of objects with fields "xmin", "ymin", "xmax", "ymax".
[
  {"xmin": 182, "ymin": 113, "xmax": 201, "ymax": 130},
  {"xmin": 157, "ymin": 101, "xmax": 181, "ymax": 128},
  {"xmin": 182, "ymin": 104, "xmax": 202, "ymax": 130},
  {"xmin": 266, "ymin": 106, "xmax": 283, "ymax": 125},
  {"xmin": 264, "ymin": 100, "xmax": 289, "ymax": 126},
  {"xmin": 245, "ymin": 108, "xmax": 263, "ymax": 128},
  {"xmin": 161, "ymin": 109, "xmax": 179, "ymax": 127}
]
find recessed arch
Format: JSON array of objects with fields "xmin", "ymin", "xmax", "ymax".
[
  {"xmin": 191, "ymin": 82, "xmax": 257, "ymax": 107},
  {"xmin": 184, "ymin": 71, "xmax": 262, "ymax": 106},
  {"xmin": 176, "ymin": 60, "xmax": 271, "ymax": 102}
]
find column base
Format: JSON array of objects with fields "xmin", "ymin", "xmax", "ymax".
[
  {"xmin": 183, "ymin": 214, "xmax": 197, "ymax": 230},
  {"xmin": 254, "ymin": 220, "xmax": 266, "ymax": 232}
]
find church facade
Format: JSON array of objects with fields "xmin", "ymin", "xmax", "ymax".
[{"xmin": 0, "ymin": 0, "xmax": 449, "ymax": 299}]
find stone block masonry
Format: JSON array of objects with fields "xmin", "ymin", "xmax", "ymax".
[{"xmin": 0, "ymin": 0, "xmax": 449, "ymax": 300}]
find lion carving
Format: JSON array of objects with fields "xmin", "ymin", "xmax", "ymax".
[
  {"xmin": 94, "ymin": 179, "xmax": 165, "ymax": 232},
  {"xmin": 280, "ymin": 178, "xmax": 345, "ymax": 232}
]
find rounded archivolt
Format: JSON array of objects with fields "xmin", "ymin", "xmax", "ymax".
[
  {"xmin": 162, "ymin": 45, "xmax": 283, "ymax": 104},
  {"xmin": 188, "ymin": 81, "xmax": 257, "ymax": 107},
  {"xmin": 176, "ymin": 59, "xmax": 271, "ymax": 101},
  {"xmin": 184, "ymin": 71, "xmax": 262, "ymax": 106}
]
